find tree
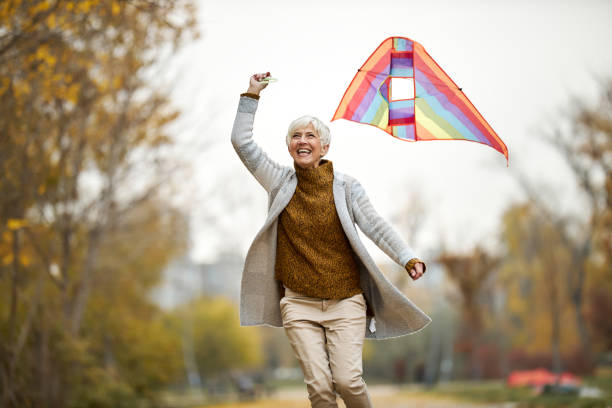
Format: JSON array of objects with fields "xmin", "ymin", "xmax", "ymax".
[
  {"xmin": 0, "ymin": 1, "xmax": 197, "ymax": 406},
  {"xmin": 499, "ymin": 203, "xmax": 582, "ymax": 374},
  {"xmin": 513, "ymin": 77, "xmax": 612, "ymax": 368},
  {"xmin": 174, "ymin": 297, "xmax": 263, "ymax": 380},
  {"xmin": 437, "ymin": 247, "xmax": 499, "ymax": 379},
  {"xmin": 550, "ymin": 79, "xmax": 612, "ymax": 362}
]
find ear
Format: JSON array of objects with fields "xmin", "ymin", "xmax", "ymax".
[{"xmin": 321, "ymin": 143, "xmax": 330, "ymax": 157}]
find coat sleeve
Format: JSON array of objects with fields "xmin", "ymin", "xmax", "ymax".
[
  {"xmin": 231, "ymin": 95, "xmax": 289, "ymax": 192},
  {"xmin": 350, "ymin": 178, "xmax": 418, "ymax": 267}
]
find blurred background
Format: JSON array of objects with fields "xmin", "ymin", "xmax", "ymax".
[{"xmin": 1, "ymin": 0, "xmax": 611, "ymax": 407}]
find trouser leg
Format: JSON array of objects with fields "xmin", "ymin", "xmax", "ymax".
[
  {"xmin": 281, "ymin": 295, "xmax": 338, "ymax": 408},
  {"xmin": 324, "ymin": 294, "xmax": 373, "ymax": 408}
]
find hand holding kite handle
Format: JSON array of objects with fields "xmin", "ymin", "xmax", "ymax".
[
  {"xmin": 409, "ymin": 262, "xmax": 425, "ymax": 281},
  {"xmin": 247, "ymin": 72, "xmax": 272, "ymax": 95}
]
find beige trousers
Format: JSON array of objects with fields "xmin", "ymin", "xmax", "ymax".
[{"xmin": 280, "ymin": 287, "xmax": 373, "ymax": 408}]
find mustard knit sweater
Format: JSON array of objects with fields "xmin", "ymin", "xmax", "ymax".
[
  {"xmin": 275, "ymin": 161, "xmax": 363, "ymax": 299},
  {"xmin": 274, "ymin": 160, "xmax": 425, "ymax": 299}
]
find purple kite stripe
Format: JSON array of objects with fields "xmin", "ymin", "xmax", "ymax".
[
  {"xmin": 389, "ymin": 104, "xmax": 414, "ymax": 120},
  {"xmin": 393, "ymin": 59, "xmax": 413, "ymax": 69},
  {"xmin": 389, "ymin": 101, "xmax": 415, "ymax": 119},
  {"xmin": 350, "ymin": 68, "xmax": 389, "ymax": 122},
  {"xmin": 380, "ymin": 78, "xmax": 390, "ymax": 102},
  {"xmin": 392, "ymin": 52, "xmax": 413, "ymax": 68}
]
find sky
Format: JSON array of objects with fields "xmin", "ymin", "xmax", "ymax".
[{"xmin": 168, "ymin": 0, "xmax": 612, "ymax": 263}]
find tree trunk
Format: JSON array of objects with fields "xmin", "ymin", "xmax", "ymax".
[
  {"xmin": 38, "ymin": 307, "xmax": 50, "ymax": 408},
  {"xmin": 571, "ymin": 279, "xmax": 593, "ymax": 366},
  {"xmin": 2, "ymin": 229, "xmax": 21, "ymax": 407},
  {"xmin": 70, "ymin": 227, "xmax": 102, "ymax": 336},
  {"xmin": 424, "ymin": 320, "xmax": 441, "ymax": 385},
  {"xmin": 569, "ymin": 242, "xmax": 593, "ymax": 369},
  {"xmin": 1, "ymin": 354, "xmax": 9, "ymax": 408},
  {"xmin": 549, "ymin": 264, "xmax": 563, "ymax": 376},
  {"xmin": 8, "ymin": 230, "xmax": 19, "ymax": 346}
]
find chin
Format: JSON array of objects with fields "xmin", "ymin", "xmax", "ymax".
[{"xmin": 296, "ymin": 160, "xmax": 314, "ymax": 169}]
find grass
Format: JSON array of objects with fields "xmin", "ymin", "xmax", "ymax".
[
  {"xmin": 411, "ymin": 380, "xmax": 534, "ymax": 402},
  {"xmin": 415, "ymin": 377, "xmax": 612, "ymax": 408}
]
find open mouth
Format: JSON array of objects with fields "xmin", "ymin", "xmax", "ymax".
[{"xmin": 297, "ymin": 149, "xmax": 312, "ymax": 156}]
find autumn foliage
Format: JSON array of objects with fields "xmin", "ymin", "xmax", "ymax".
[
  {"xmin": 436, "ymin": 79, "xmax": 612, "ymax": 381},
  {"xmin": 0, "ymin": 1, "xmax": 206, "ymax": 407}
]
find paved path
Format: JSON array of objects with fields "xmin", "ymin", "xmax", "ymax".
[{"xmin": 203, "ymin": 385, "xmax": 516, "ymax": 408}]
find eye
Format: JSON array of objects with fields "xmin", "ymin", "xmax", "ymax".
[{"xmin": 292, "ymin": 134, "xmax": 300, "ymax": 139}]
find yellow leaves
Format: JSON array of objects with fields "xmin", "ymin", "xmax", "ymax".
[
  {"xmin": 77, "ymin": 1, "xmax": 91, "ymax": 13},
  {"xmin": 46, "ymin": 12, "xmax": 56, "ymax": 28},
  {"xmin": 76, "ymin": 0, "xmax": 102, "ymax": 14},
  {"xmin": 67, "ymin": 83, "xmax": 80, "ymax": 103},
  {"xmin": 2, "ymin": 253, "xmax": 13, "ymax": 266},
  {"xmin": 13, "ymin": 80, "xmax": 31, "ymax": 100},
  {"xmin": 111, "ymin": 1, "xmax": 121, "ymax": 16},
  {"xmin": 20, "ymin": 253, "xmax": 32, "ymax": 267},
  {"xmin": 0, "ymin": 0, "xmax": 15, "ymax": 26},
  {"xmin": 0, "ymin": 76, "xmax": 10, "ymax": 97},
  {"xmin": 500, "ymin": 203, "xmax": 584, "ymax": 355},
  {"xmin": 28, "ymin": 0, "xmax": 52, "ymax": 17},
  {"xmin": 93, "ymin": 75, "xmax": 122, "ymax": 94},
  {"xmin": 183, "ymin": 298, "xmax": 264, "ymax": 375},
  {"xmin": 56, "ymin": 82, "xmax": 81, "ymax": 105},
  {"xmin": 35, "ymin": 45, "xmax": 57, "ymax": 69},
  {"xmin": 17, "ymin": 65, "xmax": 82, "ymax": 105},
  {"xmin": 95, "ymin": 78, "xmax": 109, "ymax": 94},
  {"xmin": 7, "ymin": 218, "xmax": 27, "ymax": 230},
  {"xmin": 0, "ymin": 226, "xmax": 32, "ymax": 267},
  {"xmin": 112, "ymin": 75, "xmax": 122, "ymax": 90}
]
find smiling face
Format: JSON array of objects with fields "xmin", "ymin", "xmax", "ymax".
[{"xmin": 288, "ymin": 123, "xmax": 330, "ymax": 169}]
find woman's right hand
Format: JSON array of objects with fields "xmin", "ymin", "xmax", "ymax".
[{"xmin": 246, "ymin": 72, "xmax": 271, "ymax": 95}]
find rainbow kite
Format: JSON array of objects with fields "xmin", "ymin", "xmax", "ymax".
[{"xmin": 332, "ymin": 36, "xmax": 508, "ymax": 162}]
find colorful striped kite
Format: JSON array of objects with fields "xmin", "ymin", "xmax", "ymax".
[{"xmin": 332, "ymin": 36, "xmax": 508, "ymax": 162}]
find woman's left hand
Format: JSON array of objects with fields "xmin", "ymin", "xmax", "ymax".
[{"xmin": 409, "ymin": 262, "xmax": 425, "ymax": 280}]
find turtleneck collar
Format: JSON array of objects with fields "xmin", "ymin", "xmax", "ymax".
[{"xmin": 294, "ymin": 159, "xmax": 334, "ymax": 186}]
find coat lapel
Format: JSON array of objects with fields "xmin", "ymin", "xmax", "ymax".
[{"xmin": 261, "ymin": 175, "xmax": 297, "ymax": 234}]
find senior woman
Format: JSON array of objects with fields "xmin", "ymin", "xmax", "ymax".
[{"xmin": 231, "ymin": 73, "xmax": 431, "ymax": 408}]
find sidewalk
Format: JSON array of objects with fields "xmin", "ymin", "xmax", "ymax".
[{"xmin": 203, "ymin": 384, "xmax": 517, "ymax": 408}]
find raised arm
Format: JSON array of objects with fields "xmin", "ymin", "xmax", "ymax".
[
  {"xmin": 231, "ymin": 73, "xmax": 290, "ymax": 192},
  {"xmin": 350, "ymin": 179, "xmax": 426, "ymax": 280}
]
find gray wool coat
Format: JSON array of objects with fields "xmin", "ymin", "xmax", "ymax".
[{"xmin": 231, "ymin": 95, "xmax": 431, "ymax": 339}]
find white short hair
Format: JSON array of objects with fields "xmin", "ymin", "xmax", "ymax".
[{"xmin": 286, "ymin": 116, "xmax": 331, "ymax": 148}]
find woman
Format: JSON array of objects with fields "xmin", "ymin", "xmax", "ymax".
[{"xmin": 232, "ymin": 73, "xmax": 431, "ymax": 408}]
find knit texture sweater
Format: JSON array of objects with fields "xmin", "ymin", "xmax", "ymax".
[{"xmin": 275, "ymin": 160, "xmax": 363, "ymax": 299}]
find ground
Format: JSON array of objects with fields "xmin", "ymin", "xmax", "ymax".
[{"xmin": 201, "ymin": 384, "xmax": 516, "ymax": 408}]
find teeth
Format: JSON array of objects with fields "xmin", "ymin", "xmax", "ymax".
[{"xmin": 298, "ymin": 149, "xmax": 311, "ymax": 154}]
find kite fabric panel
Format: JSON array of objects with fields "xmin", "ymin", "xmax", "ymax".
[{"xmin": 332, "ymin": 36, "xmax": 508, "ymax": 162}]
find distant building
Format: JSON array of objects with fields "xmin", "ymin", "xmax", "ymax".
[{"xmin": 151, "ymin": 252, "xmax": 244, "ymax": 309}]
